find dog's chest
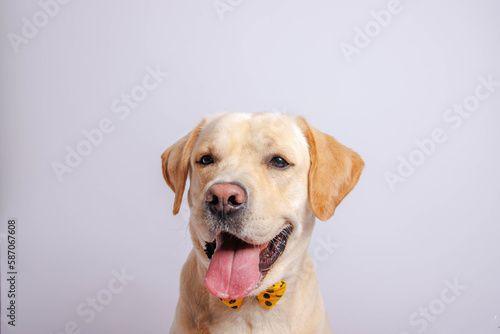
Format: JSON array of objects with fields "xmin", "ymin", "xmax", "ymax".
[{"xmin": 207, "ymin": 299, "xmax": 291, "ymax": 334}]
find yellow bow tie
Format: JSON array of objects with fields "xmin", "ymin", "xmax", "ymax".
[{"xmin": 220, "ymin": 281, "xmax": 286, "ymax": 310}]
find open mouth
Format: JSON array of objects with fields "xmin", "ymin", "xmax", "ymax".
[{"xmin": 203, "ymin": 226, "xmax": 292, "ymax": 300}]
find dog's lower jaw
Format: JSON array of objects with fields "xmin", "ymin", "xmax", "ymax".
[
  {"xmin": 202, "ymin": 225, "xmax": 292, "ymax": 300},
  {"xmin": 170, "ymin": 249, "xmax": 332, "ymax": 334}
]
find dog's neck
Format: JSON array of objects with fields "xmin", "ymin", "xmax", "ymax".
[{"xmin": 174, "ymin": 248, "xmax": 328, "ymax": 333}]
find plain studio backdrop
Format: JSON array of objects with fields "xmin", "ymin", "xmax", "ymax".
[{"xmin": 1, "ymin": 0, "xmax": 499, "ymax": 333}]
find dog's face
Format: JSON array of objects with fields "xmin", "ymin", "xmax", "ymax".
[{"xmin": 162, "ymin": 113, "xmax": 363, "ymax": 300}]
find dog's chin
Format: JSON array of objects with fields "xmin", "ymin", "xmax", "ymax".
[{"xmin": 203, "ymin": 225, "xmax": 292, "ymax": 299}]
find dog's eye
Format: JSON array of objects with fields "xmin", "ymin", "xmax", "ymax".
[
  {"xmin": 198, "ymin": 155, "xmax": 214, "ymax": 165},
  {"xmin": 269, "ymin": 156, "xmax": 289, "ymax": 169}
]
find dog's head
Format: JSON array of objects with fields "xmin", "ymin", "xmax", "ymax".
[{"xmin": 161, "ymin": 113, "xmax": 364, "ymax": 300}]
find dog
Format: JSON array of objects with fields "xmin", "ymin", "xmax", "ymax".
[{"xmin": 162, "ymin": 113, "xmax": 364, "ymax": 333}]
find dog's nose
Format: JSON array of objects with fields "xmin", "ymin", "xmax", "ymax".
[{"xmin": 205, "ymin": 183, "xmax": 247, "ymax": 218}]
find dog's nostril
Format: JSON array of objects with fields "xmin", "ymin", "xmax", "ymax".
[
  {"xmin": 210, "ymin": 195, "xmax": 219, "ymax": 205},
  {"xmin": 205, "ymin": 192, "xmax": 219, "ymax": 205},
  {"xmin": 228, "ymin": 195, "xmax": 243, "ymax": 207}
]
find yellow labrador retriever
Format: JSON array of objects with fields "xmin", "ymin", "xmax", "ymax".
[{"xmin": 162, "ymin": 113, "xmax": 364, "ymax": 333}]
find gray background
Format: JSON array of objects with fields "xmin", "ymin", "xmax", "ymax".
[{"xmin": 1, "ymin": 0, "xmax": 499, "ymax": 333}]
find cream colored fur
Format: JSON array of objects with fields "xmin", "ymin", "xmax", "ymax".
[{"xmin": 162, "ymin": 113, "xmax": 364, "ymax": 334}]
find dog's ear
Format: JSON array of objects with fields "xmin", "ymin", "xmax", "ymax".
[
  {"xmin": 161, "ymin": 120, "xmax": 206, "ymax": 215},
  {"xmin": 297, "ymin": 117, "xmax": 364, "ymax": 221}
]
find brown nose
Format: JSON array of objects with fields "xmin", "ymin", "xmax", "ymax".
[{"xmin": 205, "ymin": 183, "xmax": 247, "ymax": 218}]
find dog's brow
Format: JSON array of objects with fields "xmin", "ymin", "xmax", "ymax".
[
  {"xmin": 263, "ymin": 138, "xmax": 276, "ymax": 147},
  {"xmin": 195, "ymin": 143, "xmax": 216, "ymax": 156}
]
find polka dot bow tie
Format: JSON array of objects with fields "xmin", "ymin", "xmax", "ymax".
[{"xmin": 220, "ymin": 281, "xmax": 286, "ymax": 310}]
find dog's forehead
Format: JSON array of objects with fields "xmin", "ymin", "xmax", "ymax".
[{"xmin": 197, "ymin": 113, "xmax": 308, "ymax": 155}]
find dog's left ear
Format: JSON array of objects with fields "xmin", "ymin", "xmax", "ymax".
[
  {"xmin": 161, "ymin": 120, "xmax": 206, "ymax": 215},
  {"xmin": 297, "ymin": 117, "xmax": 364, "ymax": 221}
]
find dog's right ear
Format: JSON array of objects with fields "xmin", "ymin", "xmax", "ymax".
[{"xmin": 161, "ymin": 120, "xmax": 206, "ymax": 215}]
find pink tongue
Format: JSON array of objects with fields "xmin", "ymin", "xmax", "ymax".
[{"xmin": 204, "ymin": 234, "xmax": 261, "ymax": 300}]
